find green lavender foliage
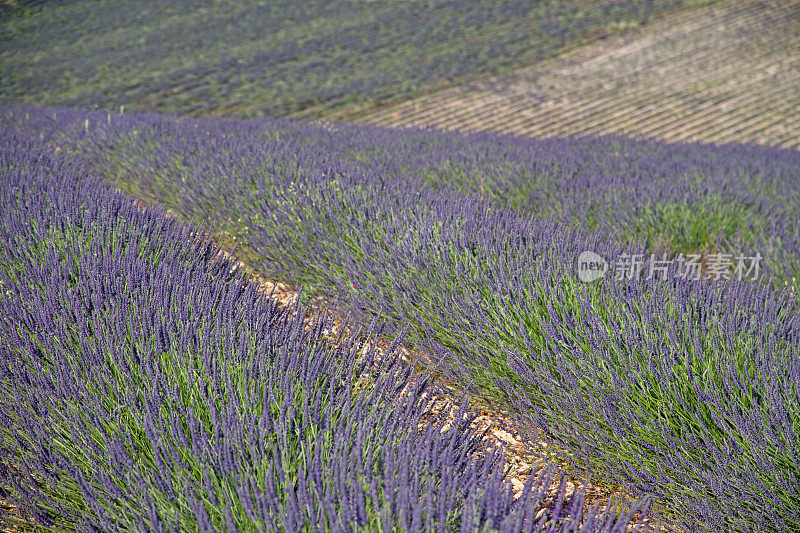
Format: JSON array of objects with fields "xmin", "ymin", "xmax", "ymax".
[
  {"xmin": 0, "ymin": 132, "xmax": 657, "ymax": 532},
  {"xmin": 3, "ymin": 107, "xmax": 800, "ymax": 531},
  {"xmin": 4, "ymin": 106, "xmax": 797, "ymax": 284}
]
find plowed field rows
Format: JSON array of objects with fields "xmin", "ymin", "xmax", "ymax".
[{"xmin": 360, "ymin": 0, "xmax": 800, "ymax": 148}]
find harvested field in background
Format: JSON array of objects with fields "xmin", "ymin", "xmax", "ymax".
[{"xmin": 359, "ymin": 0, "xmax": 800, "ymax": 148}]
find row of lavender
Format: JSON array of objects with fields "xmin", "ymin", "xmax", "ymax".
[
  {"xmin": 0, "ymin": 132, "xmax": 654, "ymax": 531},
  {"xmin": 4, "ymin": 107, "xmax": 800, "ymax": 531},
  {"xmin": 1, "ymin": 0, "xmax": 691, "ymax": 118},
  {"xmin": 5, "ymin": 106, "xmax": 799, "ymax": 285}
]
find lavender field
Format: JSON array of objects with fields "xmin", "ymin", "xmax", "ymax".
[
  {"xmin": 0, "ymin": 0, "xmax": 700, "ymax": 119},
  {"xmin": 1, "ymin": 1, "xmax": 799, "ymax": 532},
  {"xmin": 0, "ymin": 128, "xmax": 661, "ymax": 532},
  {"xmin": 1, "ymin": 106, "xmax": 799, "ymax": 532}
]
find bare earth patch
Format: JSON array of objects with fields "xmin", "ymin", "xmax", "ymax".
[{"xmin": 356, "ymin": 0, "xmax": 800, "ymax": 149}]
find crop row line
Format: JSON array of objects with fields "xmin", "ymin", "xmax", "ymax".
[
  {"xmin": 379, "ymin": 0, "xmax": 770, "ymax": 129},
  {"xmin": 364, "ymin": 0, "xmax": 798, "ymax": 148}
]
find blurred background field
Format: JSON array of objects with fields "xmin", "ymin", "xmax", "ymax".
[
  {"xmin": 2, "ymin": 0, "xmax": 711, "ymax": 118},
  {"xmin": 360, "ymin": 0, "xmax": 800, "ymax": 148}
]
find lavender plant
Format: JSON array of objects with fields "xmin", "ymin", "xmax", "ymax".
[
  {"xmin": 0, "ymin": 132, "xmax": 656, "ymax": 532},
  {"xmin": 3, "ymin": 107, "xmax": 799, "ymax": 530},
  {"xmin": 414, "ymin": 240, "xmax": 800, "ymax": 532},
  {"xmin": 4, "ymin": 106, "xmax": 797, "ymax": 284},
  {"xmin": 273, "ymin": 176, "xmax": 800, "ymax": 531},
  {"xmin": 248, "ymin": 174, "xmax": 800, "ymax": 531}
]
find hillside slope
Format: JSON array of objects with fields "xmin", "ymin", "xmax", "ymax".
[{"xmin": 359, "ymin": 0, "xmax": 800, "ymax": 148}]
